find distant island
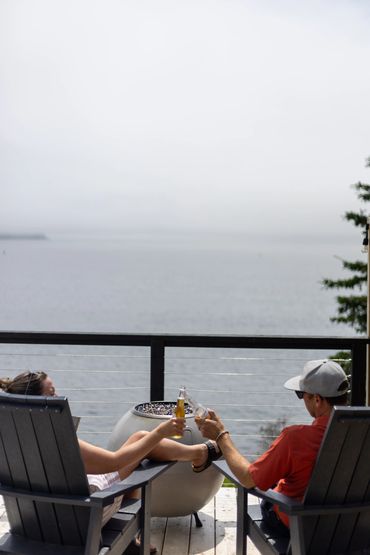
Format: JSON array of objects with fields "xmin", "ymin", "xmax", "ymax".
[{"xmin": 0, "ymin": 233, "xmax": 48, "ymax": 240}]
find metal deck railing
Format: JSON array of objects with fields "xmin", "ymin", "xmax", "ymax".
[{"xmin": 0, "ymin": 331, "xmax": 368, "ymax": 456}]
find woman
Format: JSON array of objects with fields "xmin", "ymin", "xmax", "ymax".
[{"xmin": 0, "ymin": 371, "xmax": 220, "ymax": 552}]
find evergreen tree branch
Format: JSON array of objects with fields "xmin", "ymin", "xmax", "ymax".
[
  {"xmin": 331, "ymin": 294, "xmax": 367, "ymax": 334},
  {"xmin": 323, "ymin": 155, "xmax": 369, "ymax": 335},
  {"xmin": 344, "ymin": 210, "xmax": 367, "ymax": 227},
  {"xmin": 341, "ymin": 259, "xmax": 367, "ymax": 273},
  {"xmin": 322, "ymin": 259, "xmax": 367, "ymax": 290},
  {"xmin": 322, "ymin": 276, "xmax": 366, "ymax": 289},
  {"xmin": 351, "ymin": 182, "xmax": 370, "ymax": 203}
]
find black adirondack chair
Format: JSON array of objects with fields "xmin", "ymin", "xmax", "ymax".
[
  {"xmin": 214, "ymin": 406, "xmax": 370, "ymax": 555},
  {"xmin": 0, "ymin": 391, "xmax": 173, "ymax": 555}
]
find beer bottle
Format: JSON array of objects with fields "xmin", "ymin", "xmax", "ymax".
[
  {"xmin": 172, "ymin": 386, "xmax": 186, "ymax": 439},
  {"xmin": 185, "ymin": 392, "xmax": 209, "ymax": 419}
]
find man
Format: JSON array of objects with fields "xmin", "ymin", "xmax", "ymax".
[{"xmin": 196, "ymin": 359, "xmax": 349, "ymax": 535}]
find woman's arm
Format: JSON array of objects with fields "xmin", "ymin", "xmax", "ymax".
[{"xmin": 79, "ymin": 417, "xmax": 184, "ymax": 474}]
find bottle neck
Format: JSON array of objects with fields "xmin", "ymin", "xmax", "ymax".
[{"xmin": 178, "ymin": 386, "xmax": 186, "ymax": 399}]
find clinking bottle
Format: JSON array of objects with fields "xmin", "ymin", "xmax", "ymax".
[
  {"xmin": 172, "ymin": 386, "xmax": 186, "ymax": 439},
  {"xmin": 185, "ymin": 392, "xmax": 209, "ymax": 419}
]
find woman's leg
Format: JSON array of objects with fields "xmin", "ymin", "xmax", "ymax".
[
  {"xmin": 117, "ymin": 431, "xmax": 150, "ymax": 480},
  {"xmin": 147, "ymin": 436, "xmax": 208, "ymax": 467},
  {"xmin": 117, "ymin": 430, "xmax": 209, "ymax": 478}
]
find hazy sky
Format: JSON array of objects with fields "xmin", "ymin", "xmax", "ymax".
[{"xmin": 1, "ymin": 0, "xmax": 370, "ymax": 235}]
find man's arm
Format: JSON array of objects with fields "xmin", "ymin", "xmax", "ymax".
[
  {"xmin": 216, "ymin": 432, "xmax": 256, "ymax": 488},
  {"xmin": 197, "ymin": 409, "xmax": 256, "ymax": 489}
]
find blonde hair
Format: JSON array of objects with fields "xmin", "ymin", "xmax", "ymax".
[{"xmin": 0, "ymin": 371, "xmax": 47, "ymax": 395}]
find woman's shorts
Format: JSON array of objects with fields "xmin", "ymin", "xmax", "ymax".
[{"xmin": 87, "ymin": 471, "xmax": 123, "ymax": 526}]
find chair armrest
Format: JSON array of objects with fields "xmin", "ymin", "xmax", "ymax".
[
  {"xmin": 260, "ymin": 490, "xmax": 370, "ymax": 517},
  {"xmin": 213, "ymin": 459, "xmax": 242, "ymax": 485},
  {"xmin": 213, "ymin": 460, "xmax": 370, "ymax": 517},
  {"xmin": 122, "ymin": 459, "xmax": 175, "ymax": 488},
  {"xmin": 90, "ymin": 460, "xmax": 175, "ymax": 507},
  {"xmin": 249, "ymin": 487, "xmax": 302, "ymax": 512},
  {"xmin": 89, "ymin": 482, "xmax": 143, "ymax": 506},
  {"xmin": 249, "ymin": 488, "xmax": 370, "ymax": 517},
  {"xmin": 212, "ymin": 461, "xmax": 302, "ymax": 512}
]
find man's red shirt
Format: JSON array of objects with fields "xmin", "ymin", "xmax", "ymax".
[{"xmin": 248, "ymin": 415, "xmax": 329, "ymax": 527}]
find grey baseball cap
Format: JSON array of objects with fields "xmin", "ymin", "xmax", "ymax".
[{"xmin": 284, "ymin": 359, "xmax": 349, "ymax": 397}]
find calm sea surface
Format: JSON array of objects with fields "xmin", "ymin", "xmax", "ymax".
[{"xmin": 0, "ymin": 231, "xmax": 361, "ymax": 455}]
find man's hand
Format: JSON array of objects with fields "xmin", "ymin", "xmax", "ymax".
[
  {"xmin": 196, "ymin": 409, "xmax": 256, "ymax": 489},
  {"xmin": 195, "ymin": 409, "xmax": 225, "ymax": 440}
]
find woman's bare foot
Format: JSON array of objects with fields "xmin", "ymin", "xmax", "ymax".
[{"xmin": 134, "ymin": 534, "xmax": 157, "ymax": 553}]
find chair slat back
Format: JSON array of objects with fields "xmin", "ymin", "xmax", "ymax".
[
  {"xmin": 0, "ymin": 392, "xmax": 90, "ymax": 546},
  {"xmin": 303, "ymin": 406, "xmax": 370, "ymax": 554}
]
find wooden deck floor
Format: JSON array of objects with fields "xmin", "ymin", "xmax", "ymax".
[{"xmin": 0, "ymin": 488, "xmax": 261, "ymax": 554}]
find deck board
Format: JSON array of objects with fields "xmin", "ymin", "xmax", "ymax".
[
  {"xmin": 189, "ymin": 498, "xmax": 215, "ymax": 555},
  {"xmin": 0, "ymin": 489, "xmax": 261, "ymax": 554},
  {"xmin": 215, "ymin": 487, "xmax": 237, "ymax": 555},
  {"xmin": 163, "ymin": 515, "xmax": 192, "ymax": 554},
  {"xmin": 151, "ymin": 516, "xmax": 167, "ymax": 553}
]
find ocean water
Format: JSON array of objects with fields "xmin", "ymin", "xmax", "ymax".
[
  {"xmin": 0, "ymin": 231, "xmax": 360, "ymax": 335},
  {"xmin": 0, "ymin": 231, "xmax": 361, "ymax": 455}
]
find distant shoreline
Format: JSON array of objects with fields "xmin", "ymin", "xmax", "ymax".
[{"xmin": 0, "ymin": 233, "xmax": 48, "ymax": 240}]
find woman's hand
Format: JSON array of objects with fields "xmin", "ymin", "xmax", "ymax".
[
  {"xmin": 156, "ymin": 417, "xmax": 185, "ymax": 439},
  {"xmin": 195, "ymin": 409, "xmax": 225, "ymax": 440}
]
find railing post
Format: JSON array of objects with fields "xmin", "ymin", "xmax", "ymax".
[
  {"xmin": 150, "ymin": 338, "xmax": 165, "ymax": 401},
  {"xmin": 351, "ymin": 341, "xmax": 367, "ymax": 406}
]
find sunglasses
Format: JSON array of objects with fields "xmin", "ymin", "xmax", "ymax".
[{"xmin": 295, "ymin": 390, "xmax": 304, "ymax": 400}]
